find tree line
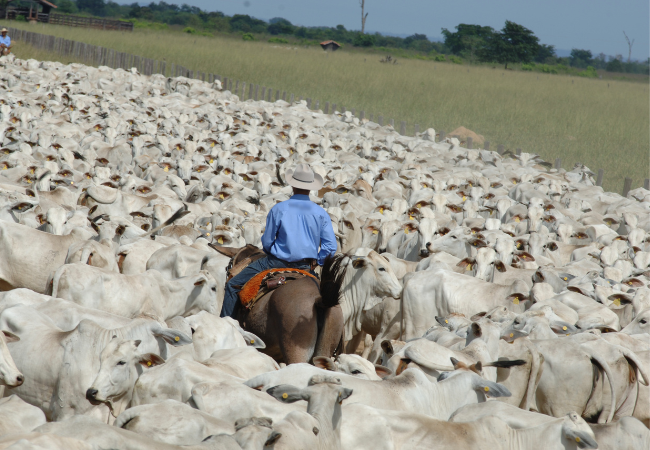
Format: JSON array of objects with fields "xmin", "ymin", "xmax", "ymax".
[{"xmin": 14, "ymin": 0, "xmax": 649, "ymax": 75}]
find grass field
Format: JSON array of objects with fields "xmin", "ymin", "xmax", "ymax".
[{"xmin": 3, "ymin": 21, "xmax": 649, "ymax": 193}]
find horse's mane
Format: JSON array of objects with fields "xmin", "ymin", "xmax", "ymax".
[{"xmin": 319, "ymin": 253, "xmax": 348, "ymax": 309}]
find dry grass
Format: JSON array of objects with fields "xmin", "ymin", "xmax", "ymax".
[{"xmin": 4, "ymin": 21, "xmax": 649, "ymax": 193}]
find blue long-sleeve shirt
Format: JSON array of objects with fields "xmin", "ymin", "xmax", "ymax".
[{"xmin": 261, "ymin": 194, "xmax": 337, "ymax": 266}]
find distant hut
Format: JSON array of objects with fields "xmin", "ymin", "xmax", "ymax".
[
  {"xmin": 5, "ymin": 0, "xmax": 57, "ymax": 22},
  {"xmin": 320, "ymin": 40, "xmax": 340, "ymax": 51}
]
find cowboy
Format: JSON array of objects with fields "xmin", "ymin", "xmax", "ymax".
[
  {"xmin": 0, "ymin": 29, "xmax": 11, "ymax": 56},
  {"xmin": 220, "ymin": 163, "xmax": 337, "ymax": 318}
]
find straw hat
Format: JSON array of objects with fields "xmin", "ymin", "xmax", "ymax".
[
  {"xmin": 1, "ymin": 29, "xmax": 7, "ymax": 33},
  {"xmin": 285, "ymin": 163, "xmax": 324, "ymax": 191}
]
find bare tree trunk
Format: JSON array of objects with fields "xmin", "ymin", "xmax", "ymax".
[
  {"xmin": 360, "ymin": 0, "xmax": 368, "ymax": 34},
  {"xmin": 623, "ymin": 31, "xmax": 634, "ymax": 63}
]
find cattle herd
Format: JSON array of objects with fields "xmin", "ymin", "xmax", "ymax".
[{"xmin": 0, "ymin": 54, "xmax": 648, "ymax": 449}]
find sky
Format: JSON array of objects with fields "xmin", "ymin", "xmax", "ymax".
[{"xmin": 159, "ymin": 0, "xmax": 649, "ymax": 60}]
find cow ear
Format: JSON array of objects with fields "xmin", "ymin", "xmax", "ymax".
[
  {"xmin": 456, "ymin": 258, "xmax": 475, "ymax": 271},
  {"xmin": 133, "ymin": 339, "xmax": 142, "ymax": 348},
  {"xmin": 494, "ymin": 260, "xmax": 506, "ymax": 272},
  {"xmin": 471, "ymin": 377, "xmax": 512, "ymax": 398},
  {"xmin": 471, "ymin": 323, "xmax": 482, "ymax": 338},
  {"xmin": 381, "ymin": 340, "xmax": 394, "ymax": 357},
  {"xmin": 194, "ymin": 277, "xmax": 207, "ymax": 286},
  {"xmin": 265, "ymin": 431, "xmax": 282, "ymax": 446},
  {"xmin": 352, "ymin": 257, "xmax": 366, "ymax": 269},
  {"xmin": 2, "ymin": 331, "xmax": 20, "ymax": 343},
  {"xmin": 313, "ymin": 356, "xmax": 337, "ymax": 372},
  {"xmin": 267, "ymin": 385, "xmax": 307, "ymax": 403},
  {"xmin": 546, "ymin": 242, "xmax": 558, "ymax": 251},
  {"xmin": 470, "ymin": 312, "xmax": 487, "ymax": 321},
  {"xmin": 138, "ymin": 353, "xmax": 165, "ymax": 368},
  {"xmin": 338, "ymin": 387, "xmax": 353, "ymax": 402},
  {"xmin": 115, "ymin": 225, "xmax": 126, "ymax": 236},
  {"xmin": 374, "ymin": 364, "xmax": 393, "ymax": 379}
]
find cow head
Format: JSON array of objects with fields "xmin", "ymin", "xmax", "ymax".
[
  {"xmin": 348, "ymin": 250, "xmax": 402, "ymax": 301},
  {"xmin": 560, "ymin": 412, "xmax": 598, "ymax": 449},
  {"xmin": 186, "ymin": 271, "xmax": 220, "ymax": 316},
  {"xmin": 0, "ymin": 330, "xmax": 24, "ymax": 387},
  {"xmin": 86, "ymin": 338, "xmax": 164, "ymax": 407},
  {"xmin": 417, "ymin": 218, "xmax": 438, "ymax": 258}
]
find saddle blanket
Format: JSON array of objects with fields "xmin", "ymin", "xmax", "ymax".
[{"xmin": 239, "ymin": 268, "xmax": 318, "ymax": 310}]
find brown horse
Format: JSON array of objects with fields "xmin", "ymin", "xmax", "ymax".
[{"xmin": 213, "ymin": 245, "xmax": 347, "ymax": 364}]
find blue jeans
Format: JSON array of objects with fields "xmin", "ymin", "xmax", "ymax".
[{"xmin": 221, "ymin": 254, "xmax": 313, "ymax": 318}]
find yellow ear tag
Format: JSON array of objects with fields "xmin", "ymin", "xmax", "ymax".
[
  {"xmin": 218, "ymin": 237, "xmax": 224, "ymax": 244},
  {"xmin": 282, "ymin": 393, "xmax": 288, "ymax": 399},
  {"xmin": 462, "ymin": 196, "xmax": 467, "ymax": 201},
  {"xmin": 174, "ymin": 336, "xmax": 180, "ymax": 341},
  {"xmin": 404, "ymin": 228, "xmax": 409, "ymax": 234},
  {"xmin": 484, "ymin": 386, "xmax": 490, "ymax": 392},
  {"xmin": 467, "ymin": 264, "xmax": 472, "ymax": 271},
  {"xmin": 219, "ymin": 194, "xmax": 224, "ymax": 199},
  {"xmin": 164, "ymin": 167, "xmax": 169, "ymax": 172},
  {"xmin": 562, "ymin": 326, "xmax": 567, "ymax": 331},
  {"xmin": 409, "ymin": 215, "xmax": 414, "ymax": 220},
  {"xmin": 563, "ymin": 277, "xmax": 567, "ymax": 281},
  {"xmin": 209, "ymin": 159, "xmax": 214, "ymax": 163},
  {"xmin": 372, "ymin": 230, "xmax": 379, "ymax": 235},
  {"xmin": 250, "ymin": 339, "xmax": 255, "ymax": 344},
  {"xmin": 513, "ymin": 297, "xmax": 519, "ymax": 305},
  {"xmin": 445, "ymin": 320, "xmax": 448, "ymax": 324},
  {"xmin": 614, "ymin": 299, "xmax": 621, "ymax": 306},
  {"xmin": 379, "ymin": 208, "xmax": 384, "ymax": 214},
  {"xmin": 514, "ymin": 217, "xmax": 520, "ymax": 223},
  {"xmin": 147, "ymin": 361, "xmax": 152, "ymax": 367},
  {"xmin": 575, "ymin": 437, "xmax": 580, "ymax": 443},
  {"xmin": 510, "ymin": 333, "xmax": 514, "ymax": 338}
]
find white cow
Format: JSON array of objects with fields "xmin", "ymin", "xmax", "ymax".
[{"xmin": 52, "ymin": 265, "xmax": 219, "ymax": 322}]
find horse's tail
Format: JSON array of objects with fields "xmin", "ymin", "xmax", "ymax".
[{"xmin": 319, "ymin": 253, "xmax": 348, "ymax": 309}]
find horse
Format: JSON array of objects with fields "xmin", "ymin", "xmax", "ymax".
[{"xmin": 213, "ymin": 244, "xmax": 347, "ymax": 364}]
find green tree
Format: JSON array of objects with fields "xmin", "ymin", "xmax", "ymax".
[
  {"xmin": 535, "ymin": 43, "xmax": 556, "ymax": 63},
  {"xmin": 570, "ymin": 49, "xmax": 592, "ymax": 68},
  {"xmin": 460, "ymin": 35, "xmax": 485, "ymax": 65},
  {"xmin": 76, "ymin": 0, "xmax": 106, "ymax": 16},
  {"xmin": 483, "ymin": 21, "xmax": 540, "ymax": 69},
  {"xmin": 441, "ymin": 24, "xmax": 495, "ymax": 55}
]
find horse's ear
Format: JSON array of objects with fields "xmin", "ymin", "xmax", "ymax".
[{"xmin": 208, "ymin": 244, "xmax": 243, "ymax": 257}]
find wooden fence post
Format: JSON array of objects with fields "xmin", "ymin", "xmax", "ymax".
[
  {"xmin": 516, "ymin": 148, "xmax": 522, "ymax": 156},
  {"xmin": 350, "ymin": 107, "xmax": 355, "ymax": 116},
  {"xmin": 378, "ymin": 116, "xmax": 383, "ymax": 126},
  {"xmin": 255, "ymin": 85, "xmax": 260, "ymax": 101},
  {"xmin": 282, "ymin": 91, "xmax": 286, "ymax": 101},
  {"xmin": 306, "ymin": 98, "xmax": 312, "ymax": 109},
  {"xmin": 248, "ymin": 84, "xmax": 254, "ymax": 100},
  {"xmin": 324, "ymin": 102, "xmax": 329, "ymax": 114},
  {"xmin": 360, "ymin": 111, "xmax": 365, "ymax": 120},
  {"xmin": 414, "ymin": 123, "xmax": 419, "ymax": 135},
  {"xmin": 644, "ymin": 178, "xmax": 649, "ymax": 190},
  {"xmin": 315, "ymin": 100, "xmax": 320, "ymax": 110},
  {"xmin": 369, "ymin": 113, "xmax": 374, "ymax": 122},
  {"xmin": 399, "ymin": 121, "xmax": 406, "ymax": 135},
  {"xmin": 261, "ymin": 87, "xmax": 266, "ymax": 100},
  {"xmin": 596, "ymin": 169, "xmax": 604, "ymax": 187},
  {"xmin": 554, "ymin": 158, "xmax": 561, "ymax": 170},
  {"xmin": 268, "ymin": 88, "xmax": 272, "ymax": 102},
  {"xmin": 467, "ymin": 137, "xmax": 473, "ymax": 149},
  {"xmin": 275, "ymin": 90, "xmax": 280, "ymax": 101},
  {"xmin": 622, "ymin": 178, "xmax": 632, "ymax": 197},
  {"xmin": 497, "ymin": 144, "xmax": 504, "ymax": 154}
]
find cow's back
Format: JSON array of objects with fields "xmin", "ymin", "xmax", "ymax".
[{"xmin": 0, "ymin": 221, "xmax": 75, "ymax": 293}]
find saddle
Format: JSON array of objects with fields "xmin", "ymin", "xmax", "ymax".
[{"xmin": 239, "ymin": 268, "xmax": 318, "ymax": 310}]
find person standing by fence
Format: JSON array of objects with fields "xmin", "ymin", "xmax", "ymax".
[{"xmin": 0, "ymin": 29, "xmax": 12, "ymax": 56}]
